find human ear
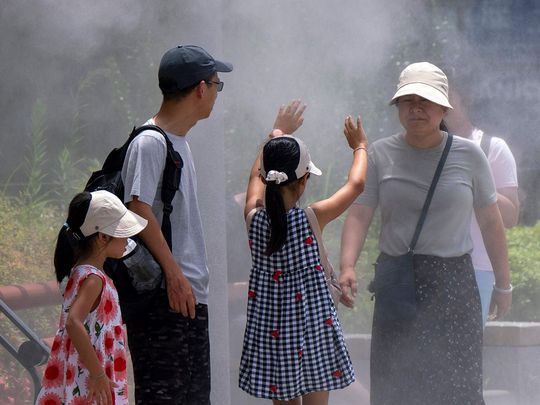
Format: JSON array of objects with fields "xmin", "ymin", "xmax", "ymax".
[
  {"xmin": 196, "ymin": 80, "xmax": 207, "ymax": 98},
  {"xmin": 97, "ymin": 233, "xmax": 112, "ymax": 244}
]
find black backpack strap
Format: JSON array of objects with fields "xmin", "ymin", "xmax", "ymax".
[
  {"xmin": 409, "ymin": 134, "xmax": 453, "ymax": 252},
  {"xmin": 480, "ymin": 133, "xmax": 492, "ymax": 157},
  {"xmin": 161, "ymin": 140, "xmax": 183, "ymax": 249},
  {"xmin": 133, "ymin": 125, "xmax": 183, "ymax": 249}
]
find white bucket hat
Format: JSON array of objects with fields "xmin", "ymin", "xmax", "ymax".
[
  {"xmin": 389, "ymin": 62, "xmax": 453, "ymax": 109},
  {"xmin": 79, "ymin": 190, "xmax": 147, "ymax": 238},
  {"xmin": 260, "ymin": 135, "xmax": 322, "ymax": 184}
]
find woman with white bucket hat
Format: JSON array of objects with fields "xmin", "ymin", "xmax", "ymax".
[{"xmin": 340, "ymin": 62, "xmax": 511, "ymax": 404}]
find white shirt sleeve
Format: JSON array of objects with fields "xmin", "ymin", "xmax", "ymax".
[{"xmin": 488, "ymin": 137, "xmax": 518, "ymax": 189}]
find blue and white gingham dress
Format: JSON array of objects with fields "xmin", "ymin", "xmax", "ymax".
[{"xmin": 239, "ymin": 207, "xmax": 355, "ymax": 400}]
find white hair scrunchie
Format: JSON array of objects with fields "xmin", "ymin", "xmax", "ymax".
[{"xmin": 265, "ymin": 170, "xmax": 288, "ymax": 185}]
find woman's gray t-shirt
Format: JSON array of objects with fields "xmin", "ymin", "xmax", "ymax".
[{"xmin": 356, "ymin": 132, "xmax": 496, "ymax": 257}]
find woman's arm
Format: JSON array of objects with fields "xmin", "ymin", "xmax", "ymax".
[
  {"xmin": 310, "ymin": 116, "xmax": 368, "ymax": 230},
  {"xmin": 66, "ymin": 275, "xmax": 115, "ymax": 405},
  {"xmin": 475, "ymin": 203, "xmax": 512, "ymax": 319},
  {"xmin": 339, "ymin": 203, "xmax": 375, "ymax": 307}
]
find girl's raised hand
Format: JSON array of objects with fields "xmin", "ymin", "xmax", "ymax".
[
  {"xmin": 343, "ymin": 115, "xmax": 368, "ymax": 150},
  {"xmin": 272, "ymin": 99, "xmax": 307, "ymax": 135}
]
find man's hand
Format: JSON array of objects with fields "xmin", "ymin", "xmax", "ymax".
[
  {"xmin": 165, "ymin": 270, "xmax": 196, "ymax": 319},
  {"xmin": 272, "ymin": 99, "xmax": 307, "ymax": 135}
]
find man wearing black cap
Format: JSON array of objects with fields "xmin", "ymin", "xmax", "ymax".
[{"xmin": 121, "ymin": 45, "xmax": 232, "ymax": 404}]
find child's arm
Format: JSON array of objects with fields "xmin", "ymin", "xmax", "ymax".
[
  {"xmin": 310, "ymin": 116, "xmax": 368, "ymax": 230},
  {"xmin": 66, "ymin": 275, "xmax": 115, "ymax": 405},
  {"xmin": 244, "ymin": 151, "xmax": 266, "ymax": 219},
  {"xmin": 244, "ymin": 100, "xmax": 307, "ymax": 218}
]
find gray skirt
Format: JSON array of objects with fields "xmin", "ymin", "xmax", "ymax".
[{"xmin": 370, "ymin": 253, "xmax": 485, "ymax": 405}]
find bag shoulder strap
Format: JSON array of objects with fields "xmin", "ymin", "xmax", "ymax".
[
  {"xmin": 409, "ymin": 134, "xmax": 453, "ymax": 252},
  {"xmin": 132, "ymin": 125, "xmax": 183, "ymax": 249},
  {"xmin": 304, "ymin": 207, "xmax": 336, "ymax": 280}
]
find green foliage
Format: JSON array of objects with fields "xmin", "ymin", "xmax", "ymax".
[
  {"xmin": 506, "ymin": 222, "xmax": 540, "ymax": 321},
  {"xmin": 0, "ymin": 194, "xmax": 60, "ymax": 285},
  {"xmin": 75, "ymin": 57, "xmax": 137, "ymax": 129},
  {"xmin": 13, "ymin": 99, "xmax": 51, "ymax": 217},
  {"xmin": 3, "ymin": 94, "xmax": 102, "ymax": 213},
  {"xmin": 53, "ymin": 147, "xmax": 101, "ymax": 211},
  {"xmin": 0, "ymin": 194, "xmax": 61, "ymax": 402}
]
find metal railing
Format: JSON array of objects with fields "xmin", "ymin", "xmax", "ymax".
[{"xmin": 0, "ymin": 281, "xmax": 60, "ymax": 403}]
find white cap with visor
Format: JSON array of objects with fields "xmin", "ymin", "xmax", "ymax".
[
  {"xmin": 260, "ymin": 135, "xmax": 322, "ymax": 185},
  {"xmin": 79, "ymin": 190, "xmax": 147, "ymax": 238}
]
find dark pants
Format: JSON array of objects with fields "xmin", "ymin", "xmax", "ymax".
[
  {"xmin": 126, "ymin": 291, "xmax": 211, "ymax": 405},
  {"xmin": 370, "ymin": 254, "xmax": 484, "ymax": 405}
]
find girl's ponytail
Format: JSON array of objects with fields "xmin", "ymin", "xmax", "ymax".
[
  {"xmin": 53, "ymin": 226, "xmax": 75, "ymax": 282},
  {"xmin": 262, "ymin": 137, "xmax": 301, "ymax": 256},
  {"xmin": 53, "ymin": 192, "xmax": 93, "ymax": 283},
  {"xmin": 264, "ymin": 182, "xmax": 288, "ymax": 256}
]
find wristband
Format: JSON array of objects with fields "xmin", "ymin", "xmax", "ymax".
[
  {"xmin": 353, "ymin": 146, "xmax": 367, "ymax": 154},
  {"xmin": 493, "ymin": 283, "xmax": 513, "ymax": 294}
]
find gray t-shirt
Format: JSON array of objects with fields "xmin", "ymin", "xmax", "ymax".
[
  {"xmin": 356, "ymin": 132, "xmax": 497, "ymax": 257},
  {"xmin": 122, "ymin": 121, "xmax": 209, "ymax": 304}
]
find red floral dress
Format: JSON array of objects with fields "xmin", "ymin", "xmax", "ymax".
[{"xmin": 36, "ymin": 265, "xmax": 128, "ymax": 405}]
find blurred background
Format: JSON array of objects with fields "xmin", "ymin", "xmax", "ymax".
[{"xmin": 1, "ymin": 1, "xmax": 540, "ymax": 404}]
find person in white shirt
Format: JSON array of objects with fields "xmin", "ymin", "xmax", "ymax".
[{"xmin": 446, "ymin": 87, "xmax": 519, "ymax": 326}]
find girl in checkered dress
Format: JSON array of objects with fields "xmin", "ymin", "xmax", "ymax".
[{"xmin": 239, "ymin": 100, "xmax": 369, "ymax": 404}]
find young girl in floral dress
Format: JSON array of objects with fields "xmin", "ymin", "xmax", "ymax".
[
  {"xmin": 36, "ymin": 190, "xmax": 147, "ymax": 405},
  {"xmin": 239, "ymin": 100, "xmax": 369, "ymax": 404}
]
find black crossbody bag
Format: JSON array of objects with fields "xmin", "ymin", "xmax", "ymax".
[{"xmin": 368, "ymin": 135, "xmax": 453, "ymax": 322}]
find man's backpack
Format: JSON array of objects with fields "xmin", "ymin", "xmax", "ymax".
[{"xmin": 85, "ymin": 124, "xmax": 183, "ymax": 321}]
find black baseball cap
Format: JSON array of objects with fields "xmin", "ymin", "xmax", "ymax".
[{"xmin": 158, "ymin": 45, "xmax": 233, "ymax": 94}]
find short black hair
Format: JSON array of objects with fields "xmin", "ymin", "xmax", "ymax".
[{"xmin": 161, "ymin": 73, "xmax": 215, "ymax": 101}]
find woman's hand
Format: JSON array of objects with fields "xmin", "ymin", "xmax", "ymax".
[
  {"xmin": 343, "ymin": 115, "xmax": 368, "ymax": 150},
  {"xmin": 489, "ymin": 288, "xmax": 512, "ymax": 320},
  {"xmin": 339, "ymin": 267, "xmax": 358, "ymax": 308},
  {"xmin": 87, "ymin": 372, "xmax": 117, "ymax": 405},
  {"xmin": 272, "ymin": 99, "xmax": 307, "ymax": 135}
]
